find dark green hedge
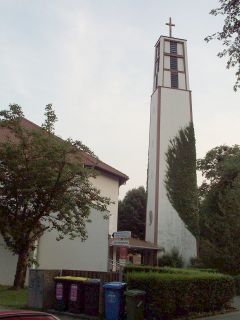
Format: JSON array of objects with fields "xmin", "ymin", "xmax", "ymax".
[
  {"xmin": 126, "ymin": 271, "xmax": 235, "ymax": 319},
  {"xmin": 124, "ymin": 265, "xmax": 189, "ymax": 274},
  {"xmin": 124, "ymin": 265, "xmax": 219, "ymax": 276},
  {"xmin": 123, "ymin": 265, "xmax": 208, "ymax": 274}
]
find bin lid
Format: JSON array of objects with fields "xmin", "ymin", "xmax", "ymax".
[
  {"xmin": 125, "ymin": 289, "xmax": 146, "ymax": 297},
  {"xmin": 103, "ymin": 282, "xmax": 127, "ymax": 289},
  {"xmin": 85, "ymin": 278, "xmax": 101, "ymax": 284},
  {"xmin": 54, "ymin": 276, "xmax": 88, "ymax": 281},
  {"xmin": 54, "ymin": 276, "xmax": 71, "ymax": 280}
]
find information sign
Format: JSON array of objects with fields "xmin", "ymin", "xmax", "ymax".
[
  {"xmin": 112, "ymin": 239, "xmax": 129, "ymax": 246},
  {"xmin": 113, "ymin": 231, "xmax": 131, "ymax": 239}
]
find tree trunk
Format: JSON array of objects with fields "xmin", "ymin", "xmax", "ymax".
[
  {"xmin": 13, "ymin": 249, "xmax": 29, "ymax": 289},
  {"xmin": 196, "ymin": 239, "xmax": 200, "ymax": 258}
]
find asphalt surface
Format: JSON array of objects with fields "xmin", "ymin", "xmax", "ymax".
[
  {"xmin": 53, "ymin": 297, "xmax": 240, "ymax": 320},
  {"xmin": 1, "ymin": 296, "xmax": 240, "ymax": 320},
  {"xmin": 197, "ymin": 312, "xmax": 240, "ymax": 320}
]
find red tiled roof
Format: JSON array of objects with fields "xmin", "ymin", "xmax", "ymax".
[{"xmin": 0, "ymin": 117, "xmax": 129, "ymax": 185}]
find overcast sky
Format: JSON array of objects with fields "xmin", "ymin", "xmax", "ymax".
[{"xmin": 0, "ymin": 0, "xmax": 239, "ymax": 198}]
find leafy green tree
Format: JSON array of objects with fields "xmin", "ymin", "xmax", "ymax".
[
  {"xmin": 0, "ymin": 104, "xmax": 110, "ymax": 288},
  {"xmin": 118, "ymin": 186, "xmax": 146, "ymax": 240},
  {"xmin": 197, "ymin": 145, "xmax": 240, "ymax": 273},
  {"xmin": 165, "ymin": 122, "xmax": 199, "ymax": 238},
  {"xmin": 205, "ymin": 0, "xmax": 240, "ymax": 91}
]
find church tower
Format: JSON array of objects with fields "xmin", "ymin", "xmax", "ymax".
[{"xmin": 145, "ymin": 19, "xmax": 196, "ymax": 263}]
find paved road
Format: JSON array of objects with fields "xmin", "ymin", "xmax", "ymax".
[
  {"xmin": 198, "ymin": 311, "xmax": 240, "ymax": 320},
  {"xmin": 2, "ymin": 296, "xmax": 240, "ymax": 320},
  {"xmin": 54, "ymin": 296, "xmax": 240, "ymax": 320}
]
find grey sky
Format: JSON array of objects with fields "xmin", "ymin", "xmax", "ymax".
[{"xmin": 0, "ymin": 0, "xmax": 239, "ymax": 198}]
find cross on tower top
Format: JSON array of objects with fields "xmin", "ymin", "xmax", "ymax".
[{"xmin": 165, "ymin": 17, "xmax": 175, "ymax": 38}]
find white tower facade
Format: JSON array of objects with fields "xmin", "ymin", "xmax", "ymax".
[{"xmin": 146, "ymin": 32, "xmax": 197, "ymax": 263}]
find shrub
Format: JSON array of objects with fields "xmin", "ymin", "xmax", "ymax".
[
  {"xmin": 190, "ymin": 256, "xmax": 205, "ymax": 268},
  {"xmin": 126, "ymin": 271, "xmax": 235, "ymax": 319},
  {"xmin": 158, "ymin": 247, "xmax": 184, "ymax": 268}
]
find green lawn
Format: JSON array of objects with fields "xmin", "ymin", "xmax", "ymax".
[{"xmin": 0, "ymin": 285, "xmax": 27, "ymax": 309}]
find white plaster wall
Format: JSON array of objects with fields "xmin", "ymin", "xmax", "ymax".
[
  {"xmin": 157, "ymin": 87, "xmax": 196, "ymax": 263},
  {"xmin": 92, "ymin": 174, "xmax": 119, "ymax": 236},
  {"xmin": 164, "ymin": 40, "xmax": 170, "ymax": 54},
  {"xmin": 164, "ymin": 71, "xmax": 171, "ymax": 87},
  {"xmin": 37, "ymin": 174, "xmax": 119, "ymax": 272},
  {"xmin": 37, "ymin": 208, "xmax": 109, "ymax": 272},
  {"xmin": 178, "ymin": 58, "xmax": 184, "ymax": 72},
  {"xmin": 0, "ymin": 237, "xmax": 18, "ymax": 285},
  {"xmin": 184, "ymin": 42, "xmax": 190, "ymax": 90},
  {"xmin": 146, "ymin": 89, "xmax": 159, "ymax": 243},
  {"xmin": 164, "ymin": 56, "xmax": 170, "ymax": 69},
  {"xmin": 178, "ymin": 73, "xmax": 186, "ymax": 90},
  {"xmin": 177, "ymin": 43, "xmax": 183, "ymax": 55},
  {"xmin": 156, "ymin": 37, "xmax": 164, "ymax": 87}
]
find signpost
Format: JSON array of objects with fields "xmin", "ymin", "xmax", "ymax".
[
  {"xmin": 113, "ymin": 231, "xmax": 131, "ymax": 239},
  {"xmin": 112, "ymin": 231, "xmax": 131, "ymax": 280},
  {"xmin": 111, "ymin": 239, "xmax": 129, "ymax": 246}
]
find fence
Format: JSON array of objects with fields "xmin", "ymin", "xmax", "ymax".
[{"xmin": 61, "ymin": 269, "xmax": 120, "ymax": 283}]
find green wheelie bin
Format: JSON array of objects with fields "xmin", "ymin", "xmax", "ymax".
[{"xmin": 125, "ymin": 289, "xmax": 146, "ymax": 320}]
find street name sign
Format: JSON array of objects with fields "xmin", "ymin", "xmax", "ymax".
[
  {"xmin": 113, "ymin": 231, "xmax": 131, "ymax": 239},
  {"xmin": 112, "ymin": 239, "xmax": 129, "ymax": 246}
]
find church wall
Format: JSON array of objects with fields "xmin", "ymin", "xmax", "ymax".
[
  {"xmin": 178, "ymin": 73, "xmax": 186, "ymax": 89},
  {"xmin": 157, "ymin": 87, "xmax": 196, "ymax": 262},
  {"xmin": 37, "ymin": 173, "xmax": 119, "ymax": 272},
  {"xmin": 183, "ymin": 42, "xmax": 190, "ymax": 89},
  {"xmin": 145, "ymin": 89, "xmax": 159, "ymax": 244},
  {"xmin": 147, "ymin": 35, "xmax": 196, "ymax": 264}
]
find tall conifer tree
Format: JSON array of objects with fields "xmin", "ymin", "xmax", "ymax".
[{"xmin": 165, "ymin": 122, "xmax": 199, "ymax": 238}]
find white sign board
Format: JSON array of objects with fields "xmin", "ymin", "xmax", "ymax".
[
  {"xmin": 112, "ymin": 239, "xmax": 129, "ymax": 246},
  {"xmin": 114, "ymin": 231, "xmax": 131, "ymax": 239},
  {"xmin": 119, "ymin": 259, "xmax": 127, "ymax": 266}
]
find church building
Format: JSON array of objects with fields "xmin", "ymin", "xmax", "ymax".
[{"xmin": 145, "ymin": 19, "xmax": 197, "ymax": 263}]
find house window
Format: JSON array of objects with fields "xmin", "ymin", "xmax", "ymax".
[
  {"xmin": 170, "ymin": 56, "xmax": 178, "ymax": 70},
  {"xmin": 171, "ymin": 72, "xmax": 178, "ymax": 88},
  {"xmin": 170, "ymin": 41, "xmax": 177, "ymax": 54}
]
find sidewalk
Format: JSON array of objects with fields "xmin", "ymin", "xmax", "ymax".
[{"xmin": 197, "ymin": 296, "xmax": 240, "ymax": 320}]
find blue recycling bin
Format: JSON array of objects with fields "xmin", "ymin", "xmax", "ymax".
[{"xmin": 103, "ymin": 282, "xmax": 127, "ymax": 320}]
